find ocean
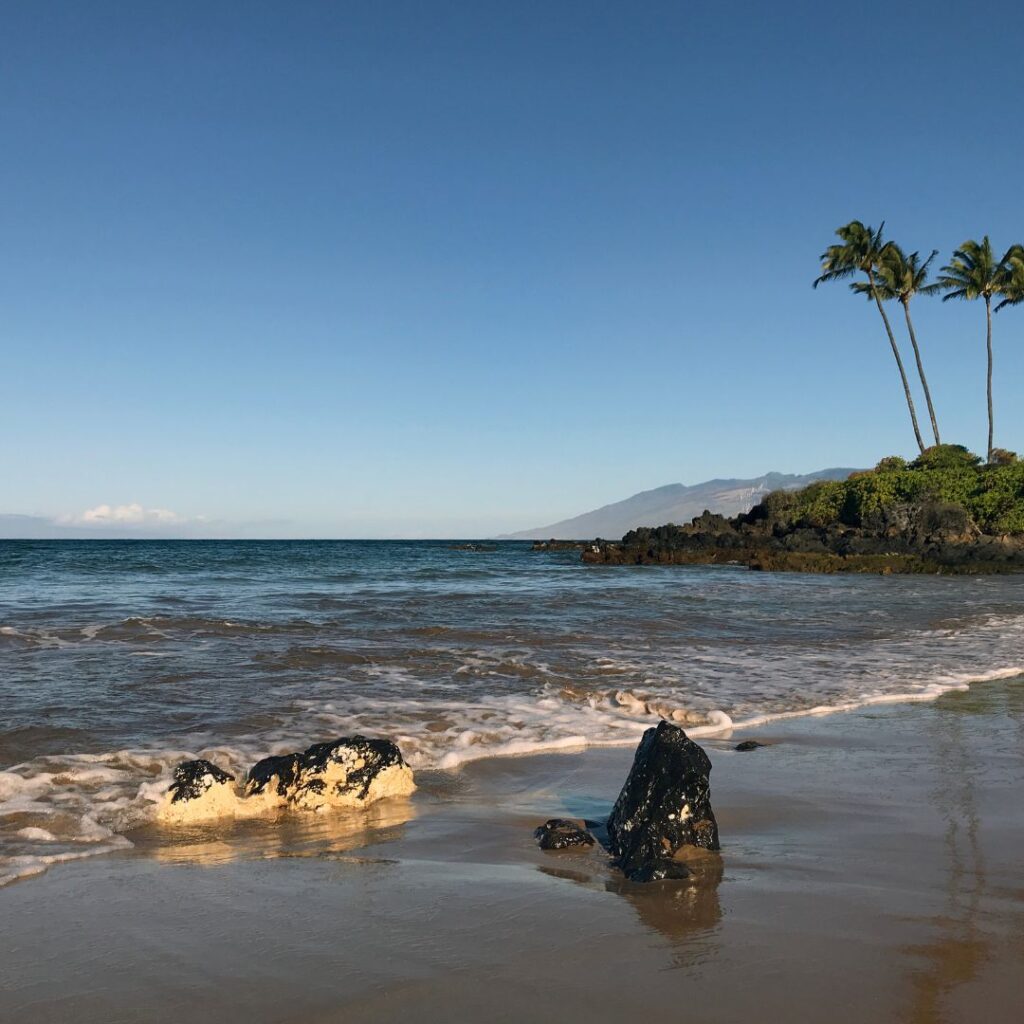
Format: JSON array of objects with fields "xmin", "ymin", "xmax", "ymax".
[{"xmin": 2, "ymin": 538, "xmax": 1023, "ymax": 886}]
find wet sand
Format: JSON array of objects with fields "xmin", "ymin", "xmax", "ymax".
[{"xmin": 2, "ymin": 680, "xmax": 1023, "ymax": 1023}]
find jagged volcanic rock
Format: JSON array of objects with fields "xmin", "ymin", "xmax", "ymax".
[
  {"xmin": 582, "ymin": 499, "xmax": 1024, "ymax": 574},
  {"xmin": 607, "ymin": 721, "xmax": 720, "ymax": 882}
]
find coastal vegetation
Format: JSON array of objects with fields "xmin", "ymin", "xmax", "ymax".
[
  {"xmin": 582, "ymin": 445, "xmax": 1024, "ymax": 573},
  {"xmin": 814, "ymin": 222, "xmax": 1024, "ymax": 462},
  {"xmin": 759, "ymin": 445, "xmax": 1024, "ymax": 536}
]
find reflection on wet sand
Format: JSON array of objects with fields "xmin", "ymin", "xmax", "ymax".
[
  {"xmin": 539, "ymin": 852, "xmax": 724, "ymax": 952},
  {"xmin": 132, "ymin": 797, "xmax": 416, "ymax": 867},
  {"xmin": 900, "ymin": 688, "xmax": 1023, "ymax": 1023}
]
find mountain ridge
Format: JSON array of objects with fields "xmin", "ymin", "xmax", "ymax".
[{"xmin": 502, "ymin": 468, "xmax": 859, "ymax": 540}]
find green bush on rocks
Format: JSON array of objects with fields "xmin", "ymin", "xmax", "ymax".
[{"xmin": 776, "ymin": 445, "xmax": 1024, "ymax": 535}]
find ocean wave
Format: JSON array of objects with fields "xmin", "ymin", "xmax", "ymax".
[{"xmin": 0, "ymin": 616, "xmax": 326, "ymax": 649}]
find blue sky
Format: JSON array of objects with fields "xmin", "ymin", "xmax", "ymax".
[{"xmin": 3, "ymin": 1, "xmax": 1023, "ymax": 537}]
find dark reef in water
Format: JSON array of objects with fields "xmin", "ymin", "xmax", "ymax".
[
  {"xmin": 583, "ymin": 447, "xmax": 1024, "ymax": 575},
  {"xmin": 530, "ymin": 540, "xmax": 588, "ymax": 552}
]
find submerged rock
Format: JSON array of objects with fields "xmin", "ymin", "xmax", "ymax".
[
  {"xmin": 735, "ymin": 740, "xmax": 766, "ymax": 752},
  {"xmin": 531, "ymin": 540, "xmax": 587, "ymax": 552},
  {"xmin": 159, "ymin": 759, "xmax": 238, "ymax": 824},
  {"xmin": 534, "ymin": 818, "xmax": 595, "ymax": 851},
  {"xmin": 607, "ymin": 721, "xmax": 720, "ymax": 882},
  {"xmin": 246, "ymin": 736, "xmax": 415, "ymax": 812}
]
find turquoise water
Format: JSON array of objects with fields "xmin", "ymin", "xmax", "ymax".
[{"xmin": 2, "ymin": 539, "xmax": 1023, "ymax": 884}]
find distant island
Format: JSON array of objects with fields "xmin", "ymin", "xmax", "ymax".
[
  {"xmin": 503, "ymin": 468, "xmax": 858, "ymax": 541},
  {"xmin": 581, "ymin": 445, "xmax": 1024, "ymax": 574}
]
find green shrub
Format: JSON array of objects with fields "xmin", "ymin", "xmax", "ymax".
[
  {"xmin": 757, "ymin": 489, "xmax": 802, "ymax": 528},
  {"xmin": 773, "ymin": 445, "xmax": 1024, "ymax": 535},
  {"xmin": 911, "ymin": 444, "xmax": 982, "ymax": 470},
  {"xmin": 797, "ymin": 481, "xmax": 846, "ymax": 527},
  {"xmin": 994, "ymin": 507, "xmax": 1024, "ymax": 534}
]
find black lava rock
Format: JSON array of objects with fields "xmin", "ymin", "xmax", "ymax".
[
  {"xmin": 169, "ymin": 759, "xmax": 235, "ymax": 804},
  {"xmin": 245, "ymin": 736, "xmax": 410, "ymax": 806},
  {"xmin": 735, "ymin": 740, "xmax": 766, "ymax": 752},
  {"xmin": 300, "ymin": 736, "xmax": 407, "ymax": 801},
  {"xmin": 607, "ymin": 721, "xmax": 720, "ymax": 882},
  {"xmin": 245, "ymin": 753, "xmax": 303, "ymax": 798},
  {"xmin": 534, "ymin": 818, "xmax": 595, "ymax": 851}
]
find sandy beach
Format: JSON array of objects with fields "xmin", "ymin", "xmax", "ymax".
[{"xmin": 2, "ymin": 678, "xmax": 1022, "ymax": 1023}]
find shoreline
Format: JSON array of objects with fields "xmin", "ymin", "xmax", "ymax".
[
  {"xmin": 434, "ymin": 662, "xmax": 1024, "ymax": 769},
  {"xmin": 3, "ymin": 666, "xmax": 1023, "ymax": 890},
  {"xmin": 3, "ymin": 677, "xmax": 1023, "ymax": 1022}
]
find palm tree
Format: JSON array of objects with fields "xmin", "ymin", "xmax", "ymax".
[
  {"xmin": 814, "ymin": 221, "xmax": 926, "ymax": 453},
  {"xmin": 936, "ymin": 238, "xmax": 1015, "ymax": 463},
  {"xmin": 996, "ymin": 245, "xmax": 1024, "ymax": 310},
  {"xmin": 857, "ymin": 245, "xmax": 943, "ymax": 445}
]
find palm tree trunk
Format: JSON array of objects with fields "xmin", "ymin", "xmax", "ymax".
[
  {"xmin": 867, "ymin": 269, "xmax": 925, "ymax": 454},
  {"xmin": 985, "ymin": 295, "xmax": 994, "ymax": 462},
  {"xmin": 901, "ymin": 299, "xmax": 940, "ymax": 446}
]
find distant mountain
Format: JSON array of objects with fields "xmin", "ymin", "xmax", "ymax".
[{"xmin": 503, "ymin": 469, "xmax": 859, "ymax": 541}]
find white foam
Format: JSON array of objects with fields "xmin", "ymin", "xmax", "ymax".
[
  {"xmin": 725, "ymin": 665, "xmax": 1023, "ymax": 733},
  {"xmin": 0, "ymin": 841, "xmax": 131, "ymax": 888},
  {"xmin": 16, "ymin": 827, "xmax": 57, "ymax": 842}
]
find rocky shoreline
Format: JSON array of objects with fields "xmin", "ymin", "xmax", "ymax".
[
  {"xmin": 165, "ymin": 723, "xmax": 723, "ymax": 887},
  {"xmin": 581, "ymin": 500, "xmax": 1024, "ymax": 573}
]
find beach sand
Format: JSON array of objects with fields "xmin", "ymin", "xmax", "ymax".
[{"xmin": 2, "ymin": 679, "xmax": 1022, "ymax": 1023}]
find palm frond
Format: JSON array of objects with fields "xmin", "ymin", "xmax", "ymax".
[
  {"xmin": 996, "ymin": 250, "xmax": 1024, "ymax": 310},
  {"xmin": 936, "ymin": 237, "xmax": 1009, "ymax": 301},
  {"xmin": 918, "ymin": 249, "xmax": 939, "ymax": 278}
]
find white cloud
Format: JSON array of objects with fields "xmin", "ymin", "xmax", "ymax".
[{"xmin": 57, "ymin": 504, "xmax": 203, "ymax": 528}]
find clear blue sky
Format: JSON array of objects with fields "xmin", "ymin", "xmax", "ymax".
[{"xmin": 3, "ymin": 1, "xmax": 1023, "ymax": 537}]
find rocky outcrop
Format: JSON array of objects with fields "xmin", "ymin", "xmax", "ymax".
[
  {"xmin": 607, "ymin": 722, "xmax": 720, "ymax": 882},
  {"xmin": 583, "ymin": 500, "xmax": 1024, "ymax": 574},
  {"xmin": 246, "ymin": 736, "xmax": 415, "ymax": 812},
  {"xmin": 534, "ymin": 818, "xmax": 595, "ymax": 850},
  {"xmin": 158, "ymin": 759, "xmax": 239, "ymax": 824},
  {"xmin": 157, "ymin": 737, "xmax": 415, "ymax": 824}
]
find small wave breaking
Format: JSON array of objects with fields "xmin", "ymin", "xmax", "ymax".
[{"xmin": 2, "ymin": 665, "xmax": 1021, "ymax": 887}]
